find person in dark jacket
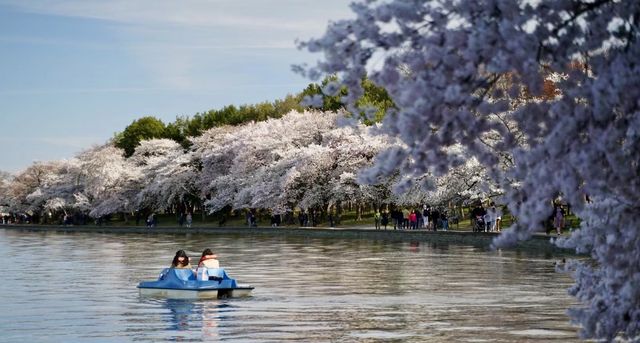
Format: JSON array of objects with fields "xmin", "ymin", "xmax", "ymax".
[
  {"xmin": 171, "ymin": 250, "xmax": 192, "ymax": 269},
  {"xmin": 381, "ymin": 210, "xmax": 389, "ymax": 230}
]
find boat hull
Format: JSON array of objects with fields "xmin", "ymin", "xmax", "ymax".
[
  {"xmin": 138, "ymin": 286, "xmax": 253, "ymax": 299},
  {"xmin": 137, "ymin": 268, "xmax": 253, "ymax": 299},
  {"xmin": 139, "ymin": 287, "xmax": 220, "ymax": 299}
]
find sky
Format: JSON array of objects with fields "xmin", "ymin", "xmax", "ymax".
[{"xmin": 0, "ymin": 0, "xmax": 352, "ymax": 173}]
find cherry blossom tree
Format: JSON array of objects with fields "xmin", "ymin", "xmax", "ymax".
[
  {"xmin": 23, "ymin": 159, "xmax": 85, "ymax": 217},
  {"xmin": 76, "ymin": 144, "xmax": 142, "ymax": 218},
  {"xmin": 130, "ymin": 139, "xmax": 197, "ymax": 212},
  {"xmin": 288, "ymin": 124, "xmax": 391, "ymax": 214},
  {"xmin": 299, "ymin": 0, "xmax": 639, "ymax": 339},
  {"xmin": 393, "ymin": 156, "xmax": 494, "ymax": 209},
  {"xmin": 6, "ymin": 161, "xmax": 66, "ymax": 217},
  {"xmin": 195, "ymin": 110, "xmax": 392, "ymax": 216},
  {"xmin": 1, "ymin": 110, "xmax": 481, "ymax": 226},
  {"xmin": 0, "ymin": 171, "xmax": 14, "ymax": 218},
  {"xmin": 189, "ymin": 125, "xmax": 239, "ymax": 213},
  {"xmin": 291, "ymin": 113, "xmax": 389, "ymax": 214},
  {"xmin": 196, "ymin": 110, "xmax": 340, "ymax": 213}
]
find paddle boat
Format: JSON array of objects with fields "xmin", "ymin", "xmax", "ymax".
[{"xmin": 137, "ymin": 267, "xmax": 254, "ymax": 299}]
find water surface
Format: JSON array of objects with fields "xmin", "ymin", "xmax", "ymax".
[{"xmin": 0, "ymin": 229, "xmax": 579, "ymax": 342}]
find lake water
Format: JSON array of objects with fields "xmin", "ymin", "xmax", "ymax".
[{"xmin": 0, "ymin": 229, "xmax": 580, "ymax": 342}]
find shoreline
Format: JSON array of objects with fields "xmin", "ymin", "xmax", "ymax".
[{"xmin": 1, "ymin": 224, "xmax": 574, "ymax": 254}]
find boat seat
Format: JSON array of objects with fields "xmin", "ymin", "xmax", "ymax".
[
  {"xmin": 206, "ymin": 268, "xmax": 229, "ymax": 280},
  {"xmin": 172, "ymin": 268, "xmax": 196, "ymax": 281},
  {"xmin": 196, "ymin": 267, "xmax": 235, "ymax": 284}
]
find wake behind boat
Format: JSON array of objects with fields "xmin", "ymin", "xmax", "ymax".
[{"xmin": 137, "ymin": 267, "xmax": 254, "ymax": 299}]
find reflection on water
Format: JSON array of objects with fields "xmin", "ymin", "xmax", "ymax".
[
  {"xmin": 159, "ymin": 299, "xmax": 226, "ymax": 340},
  {"xmin": 0, "ymin": 229, "xmax": 580, "ymax": 342},
  {"xmin": 165, "ymin": 299, "xmax": 195, "ymax": 331}
]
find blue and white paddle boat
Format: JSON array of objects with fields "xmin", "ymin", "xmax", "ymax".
[{"xmin": 137, "ymin": 267, "xmax": 254, "ymax": 299}]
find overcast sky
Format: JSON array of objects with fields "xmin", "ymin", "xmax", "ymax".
[{"xmin": 0, "ymin": 0, "xmax": 352, "ymax": 172}]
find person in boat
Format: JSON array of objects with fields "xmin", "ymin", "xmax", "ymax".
[
  {"xmin": 170, "ymin": 250, "xmax": 193, "ymax": 269},
  {"xmin": 196, "ymin": 248, "xmax": 221, "ymax": 280},
  {"xmin": 197, "ymin": 249, "xmax": 219, "ymax": 269}
]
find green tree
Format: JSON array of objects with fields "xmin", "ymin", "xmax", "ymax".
[
  {"xmin": 356, "ymin": 78, "xmax": 395, "ymax": 124},
  {"xmin": 300, "ymin": 77, "xmax": 346, "ymax": 112},
  {"xmin": 163, "ymin": 115, "xmax": 190, "ymax": 147},
  {"xmin": 217, "ymin": 105, "xmax": 240, "ymax": 126},
  {"xmin": 274, "ymin": 94, "xmax": 304, "ymax": 114},
  {"xmin": 114, "ymin": 80, "xmax": 392, "ymax": 153},
  {"xmin": 115, "ymin": 116, "xmax": 166, "ymax": 157},
  {"xmin": 300, "ymin": 76, "xmax": 395, "ymax": 123},
  {"xmin": 186, "ymin": 113, "xmax": 204, "ymax": 137}
]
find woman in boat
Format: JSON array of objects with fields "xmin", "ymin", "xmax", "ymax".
[
  {"xmin": 197, "ymin": 248, "xmax": 219, "ymax": 269},
  {"xmin": 196, "ymin": 248, "xmax": 220, "ymax": 280},
  {"xmin": 170, "ymin": 250, "xmax": 193, "ymax": 269}
]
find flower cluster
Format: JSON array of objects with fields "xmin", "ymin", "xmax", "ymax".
[{"xmin": 299, "ymin": 0, "xmax": 640, "ymax": 339}]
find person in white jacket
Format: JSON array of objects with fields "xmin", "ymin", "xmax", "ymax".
[
  {"xmin": 196, "ymin": 248, "xmax": 220, "ymax": 280},
  {"xmin": 494, "ymin": 204, "xmax": 502, "ymax": 232},
  {"xmin": 486, "ymin": 202, "xmax": 498, "ymax": 232}
]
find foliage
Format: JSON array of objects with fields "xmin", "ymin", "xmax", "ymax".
[
  {"xmin": 115, "ymin": 116, "xmax": 167, "ymax": 157},
  {"xmin": 300, "ymin": 76, "xmax": 395, "ymax": 123},
  {"xmin": 163, "ymin": 94, "xmax": 305, "ymax": 141},
  {"xmin": 112, "ymin": 80, "xmax": 391, "ymax": 156},
  {"xmin": 299, "ymin": 76, "xmax": 346, "ymax": 112},
  {"xmin": 163, "ymin": 116, "xmax": 191, "ymax": 147}
]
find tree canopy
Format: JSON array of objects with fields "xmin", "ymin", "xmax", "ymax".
[
  {"xmin": 115, "ymin": 116, "xmax": 167, "ymax": 157},
  {"xmin": 113, "ymin": 79, "xmax": 394, "ymax": 157}
]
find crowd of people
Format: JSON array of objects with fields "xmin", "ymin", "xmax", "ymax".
[
  {"xmin": 4, "ymin": 201, "xmax": 572, "ymax": 235},
  {"xmin": 373, "ymin": 206, "xmax": 452, "ymax": 231},
  {"xmin": 470, "ymin": 202, "xmax": 502, "ymax": 232},
  {"xmin": 469, "ymin": 201, "xmax": 568, "ymax": 235}
]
